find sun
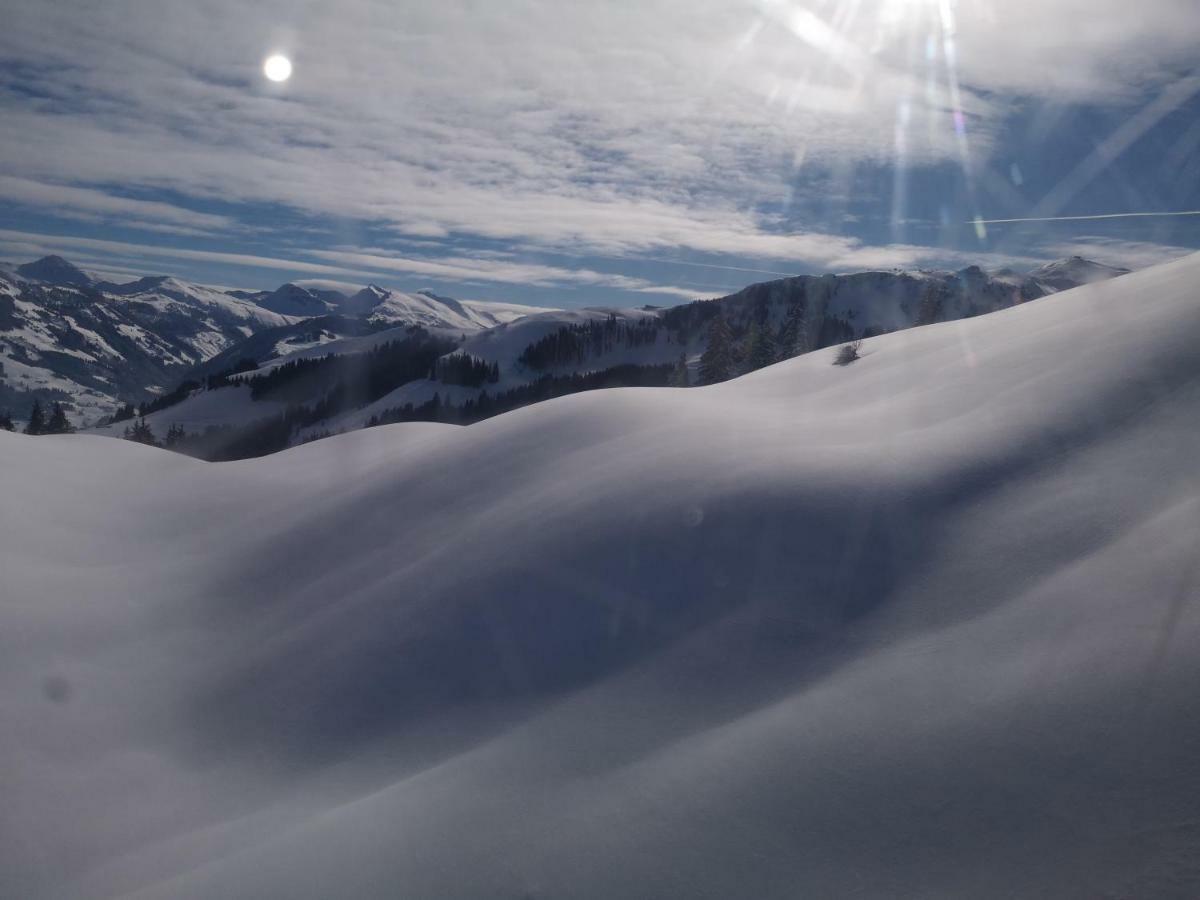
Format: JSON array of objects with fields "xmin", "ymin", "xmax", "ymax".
[{"xmin": 263, "ymin": 54, "xmax": 293, "ymax": 83}]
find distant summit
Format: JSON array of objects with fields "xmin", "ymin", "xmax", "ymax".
[
  {"xmin": 1026, "ymin": 256, "xmax": 1130, "ymax": 292},
  {"xmin": 254, "ymin": 283, "xmax": 340, "ymax": 317},
  {"xmin": 16, "ymin": 255, "xmax": 92, "ymax": 287},
  {"xmin": 344, "ymin": 284, "xmax": 391, "ymax": 316}
]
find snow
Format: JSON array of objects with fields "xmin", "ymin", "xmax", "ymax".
[
  {"xmin": 253, "ymin": 283, "xmax": 340, "ymax": 317},
  {"xmin": 103, "ymin": 275, "xmax": 294, "ymax": 328},
  {"xmin": 294, "ymin": 306, "xmax": 667, "ymax": 437},
  {"xmin": 458, "ymin": 295, "xmax": 550, "ymax": 326},
  {"xmin": 458, "ymin": 305, "xmax": 661, "ymax": 371},
  {"xmin": 1027, "ymin": 255, "xmax": 1130, "ymax": 291},
  {"xmin": 347, "ymin": 285, "xmax": 554, "ymax": 332},
  {"xmin": 88, "ymin": 384, "xmax": 288, "ymax": 438},
  {"xmin": 4, "ymin": 253, "xmax": 1200, "ymax": 898},
  {"xmin": 0, "ymin": 264, "xmax": 296, "ymax": 424}
]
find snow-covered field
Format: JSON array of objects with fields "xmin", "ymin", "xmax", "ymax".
[{"xmin": 4, "ymin": 253, "xmax": 1200, "ymax": 898}]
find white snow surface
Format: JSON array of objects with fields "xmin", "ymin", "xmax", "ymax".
[
  {"xmin": 353, "ymin": 285, "xmax": 548, "ymax": 331},
  {"xmin": 88, "ymin": 384, "xmax": 287, "ymax": 438},
  {"xmin": 4, "ymin": 253, "xmax": 1200, "ymax": 898}
]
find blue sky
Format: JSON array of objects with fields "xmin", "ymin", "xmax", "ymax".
[{"xmin": 2, "ymin": 0, "xmax": 1199, "ymax": 307}]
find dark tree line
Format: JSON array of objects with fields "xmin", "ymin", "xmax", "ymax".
[
  {"xmin": 518, "ymin": 315, "xmax": 662, "ymax": 370},
  {"xmin": 140, "ymin": 379, "xmax": 202, "ymax": 417},
  {"xmin": 369, "ymin": 363, "xmax": 674, "ymax": 429},
  {"xmin": 436, "ymin": 353, "xmax": 499, "ymax": 387},
  {"xmin": 245, "ymin": 335, "xmax": 454, "ymax": 405},
  {"xmin": 163, "ymin": 336, "xmax": 453, "ymax": 460},
  {"xmin": 203, "ymin": 357, "xmax": 259, "ymax": 391},
  {"xmin": 106, "ymin": 357, "xmax": 259, "ymax": 426},
  {"xmin": 694, "ymin": 298, "xmax": 831, "ymax": 384},
  {"xmin": 111, "ymin": 402, "xmax": 137, "ymax": 423}
]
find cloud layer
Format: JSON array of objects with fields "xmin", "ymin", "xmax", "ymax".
[{"xmin": 2, "ymin": 0, "xmax": 1198, "ymax": 295}]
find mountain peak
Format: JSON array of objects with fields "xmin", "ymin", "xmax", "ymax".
[
  {"xmin": 341, "ymin": 284, "xmax": 390, "ymax": 316},
  {"xmin": 1027, "ymin": 256, "xmax": 1130, "ymax": 291},
  {"xmin": 252, "ymin": 282, "xmax": 338, "ymax": 316},
  {"xmin": 16, "ymin": 255, "xmax": 92, "ymax": 287},
  {"xmin": 269, "ymin": 282, "xmax": 314, "ymax": 297}
]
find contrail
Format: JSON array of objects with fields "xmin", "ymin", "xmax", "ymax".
[{"xmin": 972, "ymin": 210, "xmax": 1200, "ymax": 225}]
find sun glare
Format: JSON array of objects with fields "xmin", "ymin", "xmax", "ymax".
[{"xmin": 263, "ymin": 54, "xmax": 292, "ymax": 83}]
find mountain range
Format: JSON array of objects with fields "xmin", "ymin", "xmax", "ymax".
[
  {"xmin": 2, "ymin": 253, "xmax": 1128, "ymax": 446},
  {"xmin": 0, "ymin": 256, "xmax": 543, "ymax": 423}
]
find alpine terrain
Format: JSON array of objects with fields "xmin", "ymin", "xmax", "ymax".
[
  {"xmin": 4, "ymin": 251, "xmax": 1199, "ymax": 899},
  {"xmin": 12, "ymin": 254, "xmax": 1123, "ymax": 457}
]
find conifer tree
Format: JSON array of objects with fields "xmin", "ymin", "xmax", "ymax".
[
  {"xmin": 111, "ymin": 403, "xmax": 136, "ymax": 423},
  {"xmin": 0, "ymin": 410, "xmax": 13, "ymax": 432},
  {"xmin": 123, "ymin": 417, "xmax": 159, "ymax": 446},
  {"xmin": 46, "ymin": 403, "xmax": 74, "ymax": 434},
  {"xmin": 24, "ymin": 399, "xmax": 45, "ymax": 435},
  {"xmin": 776, "ymin": 303, "xmax": 809, "ymax": 361},
  {"xmin": 699, "ymin": 316, "xmax": 733, "ymax": 384},
  {"xmin": 165, "ymin": 423, "xmax": 186, "ymax": 448},
  {"xmin": 671, "ymin": 352, "xmax": 689, "ymax": 387},
  {"xmin": 745, "ymin": 321, "xmax": 776, "ymax": 372}
]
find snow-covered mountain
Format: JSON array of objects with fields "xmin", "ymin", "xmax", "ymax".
[
  {"xmin": 4, "ymin": 251, "xmax": 1200, "ymax": 899},
  {"xmin": 116, "ymin": 256, "xmax": 1128, "ymax": 456},
  {"xmin": 0, "ymin": 258, "xmax": 292, "ymax": 424},
  {"xmin": 15, "ymin": 253, "xmax": 93, "ymax": 286},
  {"xmin": 1025, "ymin": 255, "xmax": 1130, "ymax": 291},
  {"xmin": 0, "ymin": 258, "xmax": 548, "ymax": 427},
  {"xmin": 343, "ymin": 284, "xmax": 546, "ymax": 330},
  {"xmin": 235, "ymin": 282, "xmax": 343, "ymax": 317}
]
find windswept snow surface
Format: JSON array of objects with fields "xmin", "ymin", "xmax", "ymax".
[
  {"xmin": 347, "ymin": 285, "xmax": 548, "ymax": 331},
  {"xmin": 4, "ymin": 254, "xmax": 1200, "ymax": 898}
]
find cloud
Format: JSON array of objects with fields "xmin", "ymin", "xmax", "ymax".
[
  {"xmin": 0, "ymin": 175, "xmax": 237, "ymax": 235},
  {"xmin": 0, "ymin": 229, "xmax": 353, "ymax": 275},
  {"xmin": 1, "ymin": 0, "xmax": 1197, "ymax": 297},
  {"xmin": 0, "ymin": 228, "xmax": 706, "ymax": 298},
  {"xmin": 3, "ymin": 4, "xmax": 1192, "ymax": 241},
  {"xmin": 1047, "ymin": 236, "xmax": 1198, "ymax": 269}
]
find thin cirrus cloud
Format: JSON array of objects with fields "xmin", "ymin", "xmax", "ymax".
[
  {"xmin": 1, "ymin": 0, "xmax": 1199, "ymax": 298},
  {"xmin": 1047, "ymin": 236, "xmax": 1200, "ymax": 269},
  {"xmin": 0, "ymin": 228, "xmax": 714, "ymax": 298},
  {"xmin": 0, "ymin": 175, "xmax": 238, "ymax": 236}
]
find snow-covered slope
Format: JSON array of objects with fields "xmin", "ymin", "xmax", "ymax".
[
  {"xmin": 237, "ymin": 283, "xmax": 342, "ymax": 317},
  {"xmin": 0, "ymin": 259, "xmax": 292, "ymax": 424},
  {"xmin": 310, "ymin": 305, "xmax": 669, "ymax": 434},
  {"xmin": 344, "ymin": 284, "xmax": 547, "ymax": 331},
  {"xmin": 4, "ymin": 252, "xmax": 1200, "ymax": 898},
  {"xmin": 1026, "ymin": 255, "xmax": 1130, "ymax": 291},
  {"xmin": 0, "ymin": 257, "xmax": 548, "ymax": 427}
]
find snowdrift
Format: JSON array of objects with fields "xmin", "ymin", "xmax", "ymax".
[{"xmin": 4, "ymin": 252, "xmax": 1200, "ymax": 898}]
